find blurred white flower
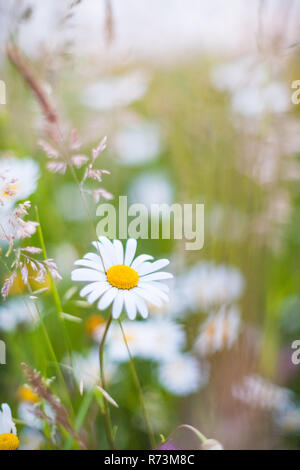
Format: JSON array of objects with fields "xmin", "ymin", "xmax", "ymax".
[
  {"xmin": 19, "ymin": 428, "xmax": 44, "ymax": 450},
  {"xmin": 231, "ymin": 81, "xmax": 290, "ymax": 116},
  {"xmin": 0, "ymin": 297, "xmax": 39, "ymax": 332},
  {"xmin": 211, "ymin": 57, "xmax": 290, "ymax": 117},
  {"xmin": 53, "ymin": 243, "xmax": 78, "ymax": 277},
  {"xmin": 128, "ymin": 172, "xmax": 174, "ymax": 209},
  {"xmin": 72, "ymin": 348, "xmax": 117, "ymax": 391},
  {"xmin": 107, "ymin": 319, "xmax": 185, "ymax": 362},
  {"xmin": 82, "ymin": 71, "xmax": 150, "ymax": 111},
  {"xmin": 158, "ymin": 354, "xmax": 209, "ymax": 396},
  {"xmin": 184, "ymin": 262, "xmax": 244, "ymax": 312},
  {"xmin": 114, "ymin": 121, "xmax": 162, "ymax": 165},
  {"xmin": 232, "ymin": 375, "xmax": 293, "ymax": 412},
  {"xmin": 72, "ymin": 236, "xmax": 172, "ymax": 320},
  {"xmin": 18, "ymin": 403, "xmax": 42, "ymax": 430},
  {"xmin": 0, "ymin": 157, "xmax": 39, "ymax": 209},
  {"xmin": 211, "ymin": 56, "xmax": 269, "ymax": 92},
  {"xmin": 195, "ymin": 306, "xmax": 241, "ymax": 356}
]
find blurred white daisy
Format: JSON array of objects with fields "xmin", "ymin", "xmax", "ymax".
[
  {"xmin": 18, "ymin": 403, "xmax": 43, "ymax": 430},
  {"xmin": 72, "ymin": 348, "xmax": 116, "ymax": 391},
  {"xmin": 19, "ymin": 428, "xmax": 44, "ymax": 450},
  {"xmin": 158, "ymin": 354, "xmax": 209, "ymax": 396},
  {"xmin": 0, "ymin": 297, "xmax": 39, "ymax": 332},
  {"xmin": 114, "ymin": 121, "xmax": 162, "ymax": 166},
  {"xmin": 0, "ymin": 403, "xmax": 19, "ymax": 450},
  {"xmin": 72, "ymin": 236, "xmax": 173, "ymax": 320},
  {"xmin": 231, "ymin": 81, "xmax": 290, "ymax": 117},
  {"xmin": 128, "ymin": 171, "xmax": 174, "ymax": 209},
  {"xmin": 82, "ymin": 71, "xmax": 150, "ymax": 111},
  {"xmin": 186, "ymin": 262, "xmax": 244, "ymax": 312},
  {"xmin": 195, "ymin": 306, "xmax": 241, "ymax": 356},
  {"xmin": 107, "ymin": 319, "xmax": 185, "ymax": 362},
  {"xmin": 232, "ymin": 375, "xmax": 293, "ymax": 412},
  {"xmin": 0, "ymin": 157, "xmax": 39, "ymax": 209}
]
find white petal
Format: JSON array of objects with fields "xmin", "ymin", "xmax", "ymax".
[
  {"xmin": 71, "ymin": 268, "xmax": 106, "ymax": 282},
  {"xmin": 138, "ymin": 281, "xmax": 169, "ymax": 302},
  {"xmin": 137, "ymin": 259, "xmax": 170, "ymax": 276},
  {"xmin": 80, "ymin": 281, "xmax": 108, "ymax": 297},
  {"xmin": 74, "ymin": 259, "xmax": 104, "ymax": 271},
  {"xmin": 93, "ymin": 242, "xmax": 114, "ymax": 271},
  {"xmin": 98, "ymin": 287, "xmax": 118, "ymax": 310},
  {"xmin": 84, "ymin": 252, "xmax": 104, "ymax": 265},
  {"xmin": 87, "ymin": 283, "xmax": 111, "ymax": 304},
  {"xmin": 132, "ymin": 286, "xmax": 163, "ymax": 308},
  {"xmin": 139, "ymin": 272, "xmax": 173, "ymax": 282},
  {"xmin": 124, "ymin": 290, "xmax": 137, "ymax": 320},
  {"xmin": 112, "ymin": 291, "xmax": 124, "ymax": 319},
  {"xmin": 124, "ymin": 238, "xmax": 137, "ymax": 266},
  {"xmin": 134, "ymin": 295, "xmax": 149, "ymax": 319},
  {"xmin": 148, "ymin": 281, "xmax": 170, "ymax": 293},
  {"xmin": 131, "ymin": 254, "xmax": 154, "ymax": 270},
  {"xmin": 113, "ymin": 239, "xmax": 124, "ymax": 265},
  {"xmin": 98, "ymin": 236, "xmax": 117, "ymax": 264}
]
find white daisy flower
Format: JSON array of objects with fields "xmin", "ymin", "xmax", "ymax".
[
  {"xmin": 18, "ymin": 403, "xmax": 43, "ymax": 430},
  {"xmin": 107, "ymin": 319, "xmax": 185, "ymax": 362},
  {"xmin": 158, "ymin": 354, "xmax": 209, "ymax": 396},
  {"xmin": 114, "ymin": 121, "xmax": 162, "ymax": 166},
  {"xmin": 71, "ymin": 236, "xmax": 173, "ymax": 320},
  {"xmin": 232, "ymin": 375, "xmax": 294, "ymax": 412},
  {"xmin": 128, "ymin": 172, "xmax": 174, "ymax": 209},
  {"xmin": 195, "ymin": 306, "xmax": 241, "ymax": 356},
  {"xmin": 0, "ymin": 403, "xmax": 19, "ymax": 450},
  {"xmin": 0, "ymin": 157, "xmax": 40, "ymax": 209},
  {"xmin": 72, "ymin": 348, "xmax": 117, "ymax": 391},
  {"xmin": 0, "ymin": 298, "xmax": 39, "ymax": 332},
  {"xmin": 186, "ymin": 262, "xmax": 244, "ymax": 312},
  {"xmin": 19, "ymin": 428, "xmax": 44, "ymax": 450}
]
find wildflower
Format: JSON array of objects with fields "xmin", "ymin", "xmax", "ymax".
[
  {"xmin": 128, "ymin": 172, "xmax": 174, "ymax": 209},
  {"xmin": 185, "ymin": 262, "xmax": 244, "ymax": 312},
  {"xmin": 232, "ymin": 375, "xmax": 293, "ymax": 412},
  {"xmin": 72, "ymin": 348, "xmax": 116, "ymax": 390},
  {"xmin": 158, "ymin": 354, "xmax": 209, "ymax": 396},
  {"xmin": 19, "ymin": 428, "xmax": 44, "ymax": 450},
  {"xmin": 0, "ymin": 403, "xmax": 19, "ymax": 450},
  {"xmin": 0, "ymin": 298, "xmax": 39, "ymax": 331},
  {"xmin": 72, "ymin": 236, "xmax": 172, "ymax": 320},
  {"xmin": 114, "ymin": 121, "xmax": 162, "ymax": 165},
  {"xmin": 195, "ymin": 306, "xmax": 241, "ymax": 356},
  {"xmin": 17, "ymin": 385, "xmax": 39, "ymax": 404},
  {"xmin": 0, "ymin": 157, "xmax": 39, "ymax": 209},
  {"xmin": 81, "ymin": 71, "xmax": 150, "ymax": 111},
  {"xmin": 106, "ymin": 319, "xmax": 185, "ymax": 362}
]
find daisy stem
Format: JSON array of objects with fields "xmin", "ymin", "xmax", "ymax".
[
  {"xmin": 118, "ymin": 319, "xmax": 156, "ymax": 449},
  {"xmin": 99, "ymin": 312, "xmax": 115, "ymax": 450}
]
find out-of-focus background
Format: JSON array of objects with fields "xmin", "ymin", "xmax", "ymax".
[{"xmin": 1, "ymin": 0, "xmax": 300, "ymax": 450}]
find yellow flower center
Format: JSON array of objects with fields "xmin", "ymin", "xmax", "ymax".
[
  {"xmin": 0, "ymin": 433, "xmax": 19, "ymax": 450},
  {"xmin": 17, "ymin": 385, "xmax": 39, "ymax": 403},
  {"xmin": 106, "ymin": 264, "xmax": 139, "ymax": 290}
]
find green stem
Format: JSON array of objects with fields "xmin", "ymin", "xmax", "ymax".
[
  {"xmin": 99, "ymin": 313, "xmax": 115, "ymax": 450},
  {"xmin": 35, "ymin": 206, "xmax": 73, "ymax": 361},
  {"xmin": 118, "ymin": 319, "xmax": 155, "ymax": 449}
]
